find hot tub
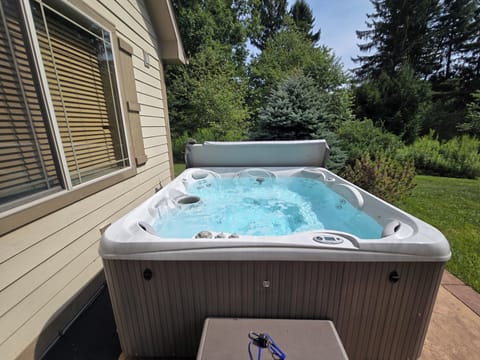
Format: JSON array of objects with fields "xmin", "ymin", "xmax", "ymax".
[{"xmin": 100, "ymin": 140, "xmax": 450, "ymax": 359}]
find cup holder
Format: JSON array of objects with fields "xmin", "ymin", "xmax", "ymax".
[{"xmin": 177, "ymin": 195, "xmax": 201, "ymax": 205}]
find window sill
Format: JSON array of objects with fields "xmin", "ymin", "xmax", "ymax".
[{"xmin": 0, "ymin": 166, "xmax": 136, "ymax": 236}]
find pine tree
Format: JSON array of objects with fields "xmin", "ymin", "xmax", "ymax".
[
  {"xmin": 289, "ymin": 0, "xmax": 320, "ymax": 44},
  {"xmin": 354, "ymin": 65, "xmax": 431, "ymax": 142},
  {"xmin": 251, "ymin": 74, "xmax": 347, "ymax": 171},
  {"xmin": 251, "ymin": 0, "xmax": 288, "ymax": 50},
  {"xmin": 458, "ymin": 90, "xmax": 480, "ymax": 135},
  {"xmin": 462, "ymin": 1, "xmax": 480, "ymax": 79},
  {"xmin": 354, "ymin": 0, "xmax": 440, "ymax": 79},
  {"xmin": 426, "ymin": 1, "xmax": 480, "ymax": 138},
  {"xmin": 435, "ymin": 0, "xmax": 478, "ymax": 79}
]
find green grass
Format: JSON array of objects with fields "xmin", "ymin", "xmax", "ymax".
[
  {"xmin": 396, "ymin": 175, "xmax": 480, "ymax": 292},
  {"xmin": 174, "ymin": 163, "xmax": 186, "ymax": 177}
]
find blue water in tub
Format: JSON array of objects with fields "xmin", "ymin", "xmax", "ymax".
[{"xmin": 152, "ymin": 177, "xmax": 383, "ymax": 238}]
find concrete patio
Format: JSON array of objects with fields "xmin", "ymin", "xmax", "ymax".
[
  {"xmin": 43, "ymin": 271, "xmax": 480, "ymax": 359},
  {"xmin": 420, "ymin": 272, "xmax": 480, "ymax": 359}
]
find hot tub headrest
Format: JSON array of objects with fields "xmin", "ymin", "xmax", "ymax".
[{"xmin": 185, "ymin": 140, "xmax": 330, "ymax": 168}]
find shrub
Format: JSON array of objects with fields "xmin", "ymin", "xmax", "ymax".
[
  {"xmin": 321, "ymin": 130, "xmax": 348, "ymax": 173},
  {"xmin": 354, "ymin": 65, "xmax": 431, "ymax": 143},
  {"xmin": 398, "ymin": 133, "xmax": 480, "ymax": 178},
  {"xmin": 458, "ymin": 90, "xmax": 480, "ymax": 137},
  {"xmin": 342, "ymin": 153, "xmax": 416, "ymax": 203},
  {"xmin": 337, "ymin": 119, "xmax": 404, "ymax": 164}
]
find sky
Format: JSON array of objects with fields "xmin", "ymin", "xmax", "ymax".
[{"xmin": 289, "ymin": 0, "xmax": 374, "ymax": 72}]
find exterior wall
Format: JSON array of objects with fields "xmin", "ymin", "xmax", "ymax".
[{"xmin": 0, "ymin": 1, "xmax": 174, "ymax": 358}]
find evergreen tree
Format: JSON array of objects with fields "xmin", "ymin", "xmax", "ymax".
[
  {"xmin": 426, "ymin": 1, "xmax": 480, "ymax": 138},
  {"xmin": 354, "ymin": 0, "xmax": 440, "ymax": 79},
  {"xmin": 435, "ymin": 0, "xmax": 478, "ymax": 79},
  {"xmin": 354, "ymin": 65, "xmax": 431, "ymax": 143},
  {"xmin": 250, "ymin": 0, "xmax": 288, "ymax": 50},
  {"xmin": 461, "ymin": 1, "xmax": 480, "ymax": 79},
  {"xmin": 249, "ymin": 28, "xmax": 347, "ymax": 104},
  {"xmin": 251, "ymin": 74, "xmax": 347, "ymax": 171},
  {"xmin": 289, "ymin": 0, "xmax": 320, "ymax": 44},
  {"xmin": 458, "ymin": 90, "xmax": 480, "ymax": 135}
]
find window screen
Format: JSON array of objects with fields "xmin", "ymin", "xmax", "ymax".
[{"xmin": 0, "ymin": 0, "xmax": 60, "ymax": 208}]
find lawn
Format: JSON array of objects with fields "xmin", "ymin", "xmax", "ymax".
[
  {"xmin": 174, "ymin": 162, "xmax": 186, "ymax": 177},
  {"xmin": 396, "ymin": 175, "xmax": 480, "ymax": 292}
]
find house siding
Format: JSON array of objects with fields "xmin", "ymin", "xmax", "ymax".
[{"xmin": 0, "ymin": 1, "xmax": 173, "ymax": 358}]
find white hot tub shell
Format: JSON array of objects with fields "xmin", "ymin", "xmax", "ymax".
[{"xmin": 100, "ymin": 140, "xmax": 450, "ymax": 359}]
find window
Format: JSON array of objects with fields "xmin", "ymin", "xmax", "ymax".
[
  {"xmin": 0, "ymin": 0, "xmax": 61, "ymax": 207},
  {"xmin": 0, "ymin": 0, "xmax": 133, "ymax": 216}
]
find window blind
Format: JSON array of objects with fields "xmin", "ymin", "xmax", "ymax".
[
  {"xmin": 31, "ymin": 0, "xmax": 129, "ymax": 185},
  {"xmin": 0, "ymin": 0, "xmax": 60, "ymax": 207}
]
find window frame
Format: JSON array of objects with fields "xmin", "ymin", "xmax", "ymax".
[{"xmin": 0, "ymin": 0, "xmax": 142, "ymax": 235}]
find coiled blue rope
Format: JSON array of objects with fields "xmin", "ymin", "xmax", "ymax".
[{"xmin": 248, "ymin": 332, "xmax": 286, "ymax": 360}]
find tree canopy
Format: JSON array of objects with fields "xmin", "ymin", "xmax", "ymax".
[
  {"xmin": 354, "ymin": 0, "xmax": 480, "ymax": 139},
  {"xmin": 165, "ymin": 0, "xmax": 479, "ymax": 174},
  {"xmin": 249, "ymin": 28, "xmax": 346, "ymax": 100},
  {"xmin": 250, "ymin": 0, "xmax": 288, "ymax": 50},
  {"xmin": 354, "ymin": 0, "xmax": 440, "ymax": 79}
]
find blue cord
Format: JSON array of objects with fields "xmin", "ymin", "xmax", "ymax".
[{"xmin": 248, "ymin": 332, "xmax": 286, "ymax": 360}]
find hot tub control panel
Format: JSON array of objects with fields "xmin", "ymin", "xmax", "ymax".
[{"xmin": 313, "ymin": 235, "xmax": 344, "ymax": 245}]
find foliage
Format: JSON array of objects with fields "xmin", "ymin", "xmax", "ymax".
[
  {"xmin": 171, "ymin": 0, "xmax": 252, "ymax": 65},
  {"xmin": 397, "ymin": 132, "xmax": 480, "ymax": 178},
  {"xmin": 250, "ymin": 74, "xmax": 347, "ymax": 171},
  {"xmin": 354, "ymin": 65, "xmax": 431, "ymax": 143},
  {"xmin": 172, "ymin": 126, "xmax": 247, "ymax": 162},
  {"xmin": 436, "ymin": 0, "xmax": 479, "ymax": 79},
  {"xmin": 167, "ymin": 1, "xmax": 254, "ymax": 155},
  {"xmin": 463, "ymin": 13, "xmax": 480, "ymax": 80},
  {"xmin": 289, "ymin": 0, "xmax": 320, "ymax": 44},
  {"xmin": 249, "ymin": 28, "xmax": 348, "ymax": 109},
  {"xmin": 353, "ymin": 0, "xmax": 480, "ymax": 140},
  {"xmin": 354, "ymin": 0, "xmax": 440, "ymax": 79},
  {"xmin": 397, "ymin": 175, "xmax": 480, "ymax": 292},
  {"xmin": 189, "ymin": 47, "xmax": 250, "ymax": 137},
  {"xmin": 458, "ymin": 90, "xmax": 480, "ymax": 136},
  {"xmin": 422, "ymin": 77, "xmax": 468, "ymax": 139},
  {"xmin": 342, "ymin": 153, "xmax": 416, "ymax": 203},
  {"xmin": 251, "ymin": 74, "xmax": 323, "ymax": 139},
  {"xmin": 250, "ymin": 0, "xmax": 288, "ymax": 50},
  {"xmin": 322, "ymin": 133, "xmax": 349, "ymax": 173},
  {"xmin": 337, "ymin": 119, "xmax": 404, "ymax": 164},
  {"xmin": 167, "ymin": 43, "xmax": 250, "ymax": 145}
]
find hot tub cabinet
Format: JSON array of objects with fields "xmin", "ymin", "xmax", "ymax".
[{"xmin": 100, "ymin": 141, "xmax": 450, "ymax": 359}]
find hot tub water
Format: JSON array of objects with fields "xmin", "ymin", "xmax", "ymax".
[{"xmin": 152, "ymin": 177, "xmax": 383, "ymax": 238}]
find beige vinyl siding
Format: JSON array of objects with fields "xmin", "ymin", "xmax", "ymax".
[{"xmin": 0, "ymin": 0, "xmax": 172, "ymax": 358}]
